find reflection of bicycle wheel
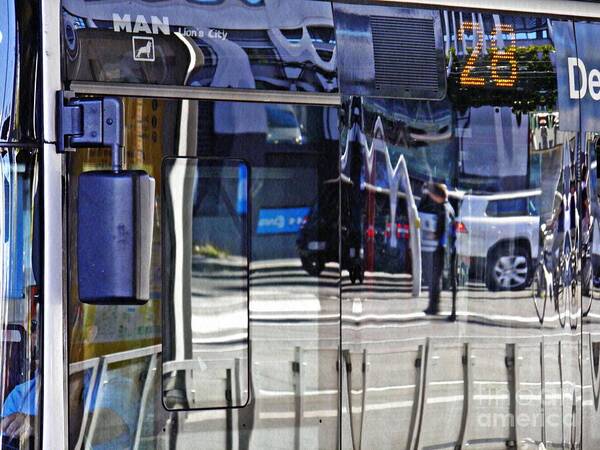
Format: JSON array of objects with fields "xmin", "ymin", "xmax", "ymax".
[
  {"xmin": 558, "ymin": 287, "xmax": 568, "ymax": 328},
  {"xmin": 570, "ymin": 389, "xmax": 579, "ymax": 450},
  {"xmin": 569, "ymin": 253, "xmax": 580, "ymax": 330},
  {"xmin": 531, "ymin": 263, "xmax": 547, "ymax": 324},
  {"xmin": 555, "ymin": 263, "xmax": 567, "ymax": 328},
  {"xmin": 582, "ymin": 250, "xmax": 593, "ymax": 317},
  {"xmin": 569, "ymin": 279, "xmax": 579, "ymax": 329},
  {"xmin": 458, "ymin": 263, "xmax": 468, "ymax": 287},
  {"xmin": 586, "ymin": 281, "xmax": 596, "ymax": 317}
]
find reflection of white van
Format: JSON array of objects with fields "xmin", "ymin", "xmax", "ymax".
[
  {"xmin": 455, "ymin": 191, "xmax": 541, "ymax": 291},
  {"xmin": 265, "ymin": 105, "xmax": 303, "ymax": 145}
]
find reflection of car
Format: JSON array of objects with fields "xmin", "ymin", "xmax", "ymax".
[
  {"xmin": 296, "ymin": 181, "xmax": 363, "ymax": 282},
  {"xmin": 266, "ymin": 105, "xmax": 303, "ymax": 145},
  {"xmin": 455, "ymin": 192, "xmax": 540, "ymax": 291},
  {"xmin": 371, "ymin": 193, "xmax": 411, "ymax": 275}
]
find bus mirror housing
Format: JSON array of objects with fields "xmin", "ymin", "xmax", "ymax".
[
  {"xmin": 57, "ymin": 93, "xmax": 156, "ymax": 304},
  {"xmin": 77, "ymin": 170, "xmax": 155, "ymax": 305}
]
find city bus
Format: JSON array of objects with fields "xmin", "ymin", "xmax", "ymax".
[{"xmin": 6, "ymin": 0, "xmax": 600, "ymax": 448}]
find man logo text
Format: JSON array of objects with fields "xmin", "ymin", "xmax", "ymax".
[{"xmin": 113, "ymin": 14, "xmax": 170, "ymax": 35}]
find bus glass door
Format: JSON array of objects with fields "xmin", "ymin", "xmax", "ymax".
[{"xmin": 67, "ymin": 98, "xmax": 341, "ymax": 449}]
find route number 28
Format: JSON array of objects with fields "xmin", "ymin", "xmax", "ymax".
[{"xmin": 457, "ymin": 22, "xmax": 518, "ymax": 88}]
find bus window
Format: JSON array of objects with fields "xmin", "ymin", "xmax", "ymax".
[
  {"xmin": 162, "ymin": 158, "xmax": 250, "ymax": 410},
  {"xmin": 0, "ymin": 147, "xmax": 41, "ymax": 449},
  {"xmin": 334, "ymin": 5, "xmax": 581, "ymax": 448}
]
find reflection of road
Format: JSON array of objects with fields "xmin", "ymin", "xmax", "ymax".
[{"xmin": 182, "ymin": 259, "xmax": 591, "ymax": 449}]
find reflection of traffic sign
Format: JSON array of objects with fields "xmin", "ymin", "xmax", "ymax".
[
  {"xmin": 257, "ymin": 208, "xmax": 310, "ymax": 235},
  {"xmin": 132, "ymin": 36, "xmax": 155, "ymax": 62}
]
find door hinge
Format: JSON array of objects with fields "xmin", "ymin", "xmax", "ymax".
[{"xmin": 56, "ymin": 91, "xmax": 124, "ymax": 171}]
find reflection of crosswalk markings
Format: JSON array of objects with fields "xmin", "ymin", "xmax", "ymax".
[{"xmin": 132, "ymin": 36, "xmax": 155, "ymax": 61}]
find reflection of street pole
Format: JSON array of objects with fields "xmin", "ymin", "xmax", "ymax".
[
  {"xmin": 365, "ymin": 124, "xmax": 376, "ymax": 273},
  {"xmin": 377, "ymin": 118, "xmax": 421, "ymax": 296},
  {"xmin": 237, "ymin": 163, "xmax": 249, "ymax": 252},
  {"xmin": 450, "ymin": 218, "xmax": 458, "ymax": 321},
  {"xmin": 166, "ymin": 100, "xmax": 198, "ymax": 409},
  {"xmin": 346, "ymin": 97, "xmax": 366, "ymax": 281}
]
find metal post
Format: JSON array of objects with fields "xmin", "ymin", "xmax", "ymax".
[
  {"xmin": 540, "ymin": 342, "xmax": 546, "ymax": 446},
  {"xmin": 458, "ymin": 343, "xmax": 472, "ymax": 450},
  {"xmin": 558, "ymin": 341, "xmax": 565, "ymax": 448},
  {"xmin": 226, "ymin": 368, "xmax": 233, "ymax": 450},
  {"xmin": 358, "ymin": 349, "xmax": 368, "ymax": 450},
  {"xmin": 73, "ymin": 358, "xmax": 103, "ymax": 450},
  {"xmin": 133, "ymin": 353, "xmax": 159, "ymax": 450},
  {"xmin": 506, "ymin": 344, "xmax": 518, "ymax": 449},
  {"xmin": 408, "ymin": 339, "xmax": 432, "ymax": 450},
  {"xmin": 293, "ymin": 347, "xmax": 304, "ymax": 450},
  {"xmin": 343, "ymin": 350, "xmax": 355, "ymax": 449},
  {"xmin": 343, "ymin": 349, "xmax": 368, "ymax": 450}
]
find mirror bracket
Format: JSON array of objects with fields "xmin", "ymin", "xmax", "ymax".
[{"xmin": 56, "ymin": 91, "xmax": 124, "ymax": 171}]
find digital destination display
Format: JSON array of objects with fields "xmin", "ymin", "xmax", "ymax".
[
  {"xmin": 457, "ymin": 21, "xmax": 518, "ymax": 88},
  {"xmin": 448, "ymin": 19, "xmax": 557, "ymax": 110}
]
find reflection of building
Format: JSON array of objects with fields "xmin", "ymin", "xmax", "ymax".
[
  {"xmin": 458, "ymin": 106, "xmax": 529, "ymax": 192},
  {"xmin": 341, "ymin": 99, "xmax": 422, "ymax": 294},
  {"xmin": 195, "ymin": 101, "xmax": 339, "ymax": 261},
  {"xmin": 62, "ymin": 0, "xmax": 337, "ymax": 92}
]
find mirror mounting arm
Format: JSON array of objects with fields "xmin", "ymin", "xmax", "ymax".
[{"xmin": 56, "ymin": 91, "xmax": 124, "ymax": 171}]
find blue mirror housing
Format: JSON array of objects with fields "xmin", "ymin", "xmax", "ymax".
[{"xmin": 77, "ymin": 170, "xmax": 155, "ymax": 304}]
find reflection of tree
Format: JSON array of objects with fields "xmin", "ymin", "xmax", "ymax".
[{"xmin": 448, "ymin": 45, "xmax": 557, "ymax": 112}]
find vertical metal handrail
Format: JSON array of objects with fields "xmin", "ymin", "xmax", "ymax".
[
  {"xmin": 343, "ymin": 349, "xmax": 368, "ymax": 450},
  {"xmin": 133, "ymin": 353, "xmax": 158, "ymax": 450},
  {"xmin": 82, "ymin": 356, "xmax": 109, "ymax": 449},
  {"xmin": 73, "ymin": 358, "xmax": 103, "ymax": 450},
  {"xmin": 540, "ymin": 341, "xmax": 547, "ymax": 446},
  {"xmin": 336, "ymin": 345, "xmax": 341, "ymax": 450},
  {"xmin": 358, "ymin": 348, "xmax": 368, "ymax": 450},
  {"xmin": 458, "ymin": 343, "xmax": 472, "ymax": 449},
  {"xmin": 558, "ymin": 341, "xmax": 566, "ymax": 448},
  {"xmin": 226, "ymin": 369, "xmax": 233, "ymax": 450},
  {"xmin": 409, "ymin": 339, "xmax": 432, "ymax": 450},
  {"xmin": 406, "ymin": 344, "xmax": 425, "ymax": 449},
  {"xmin": 506, "ymin": 343, "xmax": 519, "ymax": 448},
  {"xmin": 293, "ymin": 346, "xmax": 304, "ymax": 450},
  {"xmin": 342, "ymin": 350, "xmax": 355, "ymax": 449}
]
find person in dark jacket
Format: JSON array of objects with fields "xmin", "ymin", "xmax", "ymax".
[{"xmin": 419, "ymin": 182, "xmax": 455, "ymax": 315}]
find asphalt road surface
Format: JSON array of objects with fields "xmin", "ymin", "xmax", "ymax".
[{"xmin": 169, "ymin": 258, "xmax": 600, "ymax": 449}]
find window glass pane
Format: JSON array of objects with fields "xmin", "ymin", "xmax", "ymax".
[
  {"xmin": 0, "ymin": 147, "xmax": 41, "ymax": 449},
  {"xmin": 486, "ymin": 198, "xmax": 530, "ymax": 217},
  {"xmin": 162, "ymin": 158, "xmax": 249, "ymax": 410},
  {"xmin": 334, "ymin": 5, "xmax": 579, "ymax": 448}
]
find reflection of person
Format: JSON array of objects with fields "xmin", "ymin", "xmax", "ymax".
[
  {"xmin": 419, "ymin": 183, "xmax": 455, "ymax": 315},
  {"xmin": 1, "ymin": 322, "xmax": 39, "ymax": 447},
  {"xmin": 85, "ymin": 370, "xmax": 139, "ymax": 450},
  {"xmin": 66, "ymin": 365, "xmax": 140, "ymax": 450},
  {"xmin": 550, "ymin": 194, "xmax": 566, "ymax": 264},
  {"xmin": 1, "ymin": 378, "xmax": 37, "ymax": 443},
  {"xmin": 569, "ymin": 180, "xmax": 577, "ymax": 236},
  {"xmin": 582, "ymin": 165, "xmax": 590, "ymax": 232}
]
